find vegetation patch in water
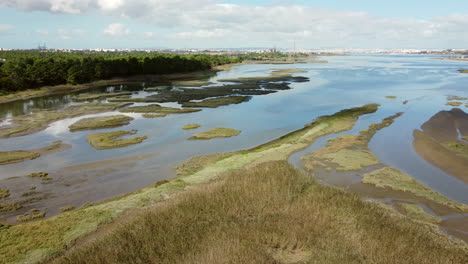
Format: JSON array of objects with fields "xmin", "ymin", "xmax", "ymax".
[
  {"xmin": 0, "ymin": 203, "xmax": 22, "ymax": 212},
  {"xmin": 0, "ymin": 102, "xmax": 132, "ymax": 138},
  {"xmin": 319, "ymin": 149, "xmax": 379, "ymax": 171},
  {"xmin": 16, "ymin": 209, "xmax": 46, "ymax": 222},
  {"xmin": 182, "ymin": 124, "xmax": 201, "ymax": 130},
  {"xmin": 442, "ymin": 142, "xmax": 468, "ymax": 159},
  {"xmin": 142, "ymin": 113, "xmax": 167, "ymax": 118},
  {"xmin": 172, "ymin": 79, "xmax": 213, "ymax": 87},
  {"xmin": 446, "ymin": 102, "xmax": 463, "ymax": 107},
  {"xmin": 458, "ymin": 69, "xmax": 468, "ymax": 73},
  {"xmin": 447, "ymin": 95, "xmax": 468, "ymax": 101},
  {"xmin": 73, "ymin": 92, "xmax": 132, "ymax": 102},
  {"xmin": 394, "ymin": 201, "xmax": 441, "ymax": 224},
  {"xmin": 362, "ymin": 167, "xmax": 468, "ymax": 211},
  {"xmin": 120, "ymin": 104, "xmax": 201, "ymax": 114},
  {"xmin": 0, "ymin": 188, "xmax": 10, "ymax": 199},
  {"xmin": 28, "ymin": 172, "xmax": 52, "ymax": 181},
  {"xmin": 302, "ymin": 112, "xmax": 402, "ymax": 172},
  {"xmin": 182, "ymin": 96, "xmax": 250, "ymax": 108},
  {"xmin": 0, "ymin": 151, "xmax": 40, "ymax": 165},
  {"xmin": 69, "ymin": 115, "xmax": 134, "ymax": 132},
  {"xmin": 107, "ymin": 97, "xmax": 163, "ymax": 103},
  {"xmin": 86, "ymin": 130, "xmax": 147, "ymax": 150},
  {"xmin": 189, "ymin": 128, "xmax": 241, "ymax": 140},
  {"xmin": 385, "ymin": 96, "xmax": 397, "ymax": 99}
]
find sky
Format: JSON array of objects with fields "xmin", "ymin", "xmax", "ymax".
[{"xmin": 0, "ymin": 0, "xmax": 468, "ymax": 50}]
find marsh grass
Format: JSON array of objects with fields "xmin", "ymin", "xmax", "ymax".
[
  {"xmin": 189, "ymin": 127, "xmax": 241, "ymax": 140},
  {"xmin": 142, "ymin": 113, "xmax": 167, "ymax": 118},
  {"xmin": 16, "ymin": 209, "xmax": 46, "ymax": 222},
  {"xmin": 446, "ymin": 102, "xmax": 463, "ymax": 107},
  {"xmin": 54, "ymin": 162, "xmax": 468, "ymax": 264},
  {"xmin": 182, "ymin": 124, "xmax": 201, "ymax": 130},
  {"xmin": 181, "ymin": 96, "xmax": 250, "ymax": 108},
  {"xmin": 68, "ymin": 115, "xmax": 134, "ymax": 132},
  {"xmin": 120, "ymin": 104, "xmax": 201, "ymax": 114},
  {"xmin": 362, "ymin": 167, "xmax": 468, "ymax": 211},
  {"xmin": 0, "ymin": 150, "xmax": 40, "ymax": 165},
  {"xmin": 395, "ymin": 201, "xmax": 441, "ymax": 224},
  {"xmin": 86, "ymin": 130, "xmax": 147, "ymax": 150},
  {"xmin": 0, "ymin": 188, "xmax": 10, "ymax": 199}
]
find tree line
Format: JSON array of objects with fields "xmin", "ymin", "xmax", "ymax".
[{"xmin": 0, "ymin": 51, "xmax": 241, "ymax": 94}]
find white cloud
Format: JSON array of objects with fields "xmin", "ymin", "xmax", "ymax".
[
  {"xmin": 0, "ymin": 24, "xmax": 14, "ymax": 34},
  {"xmin": 170, "ymin": 29, "xmax": 226, "ymax": 39},
  {"xmin": 104, "ymin": 23, "xmax": 129, "ymax": 37},
  {"xmin": 57, "ymin": 28, "xmax": 85, "ymax": 40},
  {"xmin": 143, "ymin": 31, "xmax": 156, "ymax": 39},
  {"xmin": 3, "ymin": 1, "xmax": 468, "ymax": 48}
]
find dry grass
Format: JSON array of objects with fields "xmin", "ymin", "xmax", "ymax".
[{"xmin": 54, "ymin": 161, "xmax": 468, "ymax": 264}]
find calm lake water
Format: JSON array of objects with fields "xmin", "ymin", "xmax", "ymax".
[{"xmin": 1, "ymin": 54, "xmax": 467, "ymax": 222}]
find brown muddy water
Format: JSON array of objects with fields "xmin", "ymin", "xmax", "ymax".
[{"xmin": 1, "ymin": 54, "xmax": 468, "ymax": 241}]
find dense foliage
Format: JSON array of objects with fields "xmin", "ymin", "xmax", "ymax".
[{"xmin": 0, "ymin": 51, "xmax": 240, "ymax": 93}]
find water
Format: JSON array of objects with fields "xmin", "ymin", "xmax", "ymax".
[{"xmin": 1, "ymin": 54, "xmax": 467, "ymax": 222}]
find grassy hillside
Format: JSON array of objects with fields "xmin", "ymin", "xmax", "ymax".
[{"xmin": 55, "ymin": 161, "xmax": 467, "ymax": 264}]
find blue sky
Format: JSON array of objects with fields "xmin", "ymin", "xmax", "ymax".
[{"xmin": 1, "ymin": 0, "xmax": 468, "ymax": 49}]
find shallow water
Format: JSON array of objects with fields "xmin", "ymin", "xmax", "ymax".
[{"xmin": 1, "ymin": 54, "xmax": 467, "ymax": 223}]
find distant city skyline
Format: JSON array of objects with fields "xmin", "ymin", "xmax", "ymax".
[{"xmin": 1, "ymin": 0, "xmax": 468, "ymax": 49}]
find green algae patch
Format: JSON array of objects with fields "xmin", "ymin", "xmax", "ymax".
[
  {"xmin": 395, "ymin": 201, "xmax": 441, "ymax": 224},
  {"xmin": 73, "ymin": 92, "xmax": 132, "ymax": 102},
  {"xmin": 320, "ymin": 149, "xmax": 379, "ymax": 171},
  {"xmin": 0, "ymin": 188, "xmax": 10, "ymax": 199},
  {"xmin": 442, "ymin": 142, "xmax": 468, "ymax": 159},
  {"xmin": 182, "ymin": 124, "xmax": 201, "ymax": 130},
  {"xmin": 16, "ymin": 209, "xmax": 46, "ymax": 222},
  {"xmin": 362, "ymin": 167, "xmax": 468, "ymax": 212},
  {"xmin": 86, "ymin": 130, "xmax": 147, "ymax": 150},
  {"xmin": 385, "ymin": 96, "xmax": 397, "ymax": 99},
  {"xmin": 0, "ymin": 150, "xmax": 39, "ymax": 165},
  {"xmin": 446, "ymin": 102, "xmax": 463, "ymax": 107},
  {"xmin": 142, "ymin": 113, "xmax": 167, "ymax": 118},
  {"xmin": 69, "ymin": 115, "xmax": 134, "ymax": 132},
  {"xmin": 120, "ymin": 104, "xmax": 201, "ymax": 114},
  {"xmin": 0, "ymin": 102, "xmax": 132, "ymax": 138},
  {"xmin": 189, "ymin": 128, "xmax": 241, "ymax": 140},
  {"xmin": 182, "ymin": 96, "xmax": 250, "ymax": 108}
]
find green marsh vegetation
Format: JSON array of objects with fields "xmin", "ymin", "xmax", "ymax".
[
  {"xmin": 141, "ymin": 113, "xmax": 167, "ymax": 118},
  {"xmin": 189, "ymin": 128, "xmax": 241, "ymax": 140},
  {"xmin": 385, "ymin": 95, "xmax": 397, "ymax": 99},
  {"xmin": 0, "ymin": 188, "xmax": 10, "ymax": 199},
  {"xmin": 16, "ymin": 209, "xmax": 46, "ymax": 222},
  {"xmin": 182, "ymin": 96, "xmax": 250, "ymax": 108},
  {"xmin": 446, "ymin": 102, "xmax": 463, "ymax": 107},
  {"xmin": 120, "ymin": 104, "xmax": 201, "ymax": 114},
  {"xmin": 53, "ymin": 161, "xmax": 467, "ymax": 264},
  {"xmin": 86, "ymin": 130, "xmax": 147, "ymax": 150},
  {"xmin": 458, "ymin": 69, "xmax": 468, "ymax": 73},
  {"xmin": 4, "ymin": 104, "xmax": 465, "ymax": 264},
  {"xmin": 68, "ymin": 115, "xmax": 134, "ymax": 132},
  {"xmin": 394, "ymin": 201, "xmax": 441, "ymax": 224},
  {"xmin": 0, "ymin": 102, "xmax": 132, "ymax": 138},
  {"xmin": 182, "ymin": 124, "xmax": 201, "ymax": 130},
  {"xmin": 362, "ymin": 167, "xmax": 468, "ymax": 212},
  {"xmin": 0, "ymin": 141, "xmax": 69, "ymax": 165},
  {"xmin": 73, "ymin": 92, "xmax": 132, "ymax": 102},
  {"xmin": 28, "ymin": 172, "xmax": 52, "ymax": 181}
]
